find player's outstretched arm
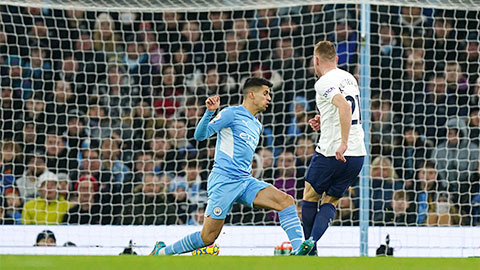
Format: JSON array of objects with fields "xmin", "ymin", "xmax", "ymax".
[
  {"xmin": 331, "ymin": 94, "xmax": 351, "ymax": 162},
  {"xmin": 194, "ymin": 96, "xmax": 221, "ymax": 141}
]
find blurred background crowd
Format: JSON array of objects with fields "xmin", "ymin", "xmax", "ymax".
[{"xmin": 0, "ymin": 4, "xmax": 479, "ymax": 226}]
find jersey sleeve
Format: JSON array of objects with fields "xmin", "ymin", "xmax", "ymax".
[
  {"xmin": 194, "ymin": 107, "xmax": 235, "ymax": 141},
  {"xmin": 315, "ymin": 81, "xmax": 342, "ymax": 103}
]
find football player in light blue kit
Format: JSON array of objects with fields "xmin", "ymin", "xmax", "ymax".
[{"xmin": 151, "ymin": 77, "xmax": 314, "ymax": 256}]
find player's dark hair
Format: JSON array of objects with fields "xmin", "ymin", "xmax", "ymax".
[{"xmin": 242, "ymin": 77, "xmax": 273, "ymax": 97}]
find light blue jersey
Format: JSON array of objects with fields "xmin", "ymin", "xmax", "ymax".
[{"xmin": 194, "ymin": 105, "xmax": 262, "ymax": 179}]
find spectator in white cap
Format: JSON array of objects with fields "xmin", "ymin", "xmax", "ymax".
[{"xmin": 21, "ymin": 171, "xmax": 72, "ymax": 224}]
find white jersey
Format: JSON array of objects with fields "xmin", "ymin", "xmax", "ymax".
[{"xmin": 314, "ymin": 68, "xmax": 366, "ymax": 157}]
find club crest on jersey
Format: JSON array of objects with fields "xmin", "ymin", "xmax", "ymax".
[
  {"xmin": 210, "ymin": 112, "xmax": 222, "ymax": 124},
  {"xmin": 213, "ymin": 207, "xmax": 222, "ymax": 216}
]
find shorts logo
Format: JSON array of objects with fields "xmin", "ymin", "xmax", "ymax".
[{"xmin": 213, "ymin": 207, "xmax": 222, "ymax": 216}]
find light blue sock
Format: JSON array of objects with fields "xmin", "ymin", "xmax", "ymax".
[
  {"xmin": 164, "ymin": 231, "xmax": 205, "ymax": 255},
  {"xmin": 278, "ymin": 205, "xmax": 304, "ymax": 252}
]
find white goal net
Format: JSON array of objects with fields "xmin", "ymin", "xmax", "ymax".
[{"xmin": 0, "ymin": 0, "xmax": 479, "ymax": 256}]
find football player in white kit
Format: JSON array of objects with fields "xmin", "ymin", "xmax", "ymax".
[{"xmin": 301, "ymin": 41, "xmax": 366, "ymax": 255}]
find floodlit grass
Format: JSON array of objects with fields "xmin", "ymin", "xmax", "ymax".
[{"xmin": 1, "ymin": 255, "xmax": 479, "ymax": 270}]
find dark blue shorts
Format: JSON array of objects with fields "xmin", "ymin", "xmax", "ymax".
[{"xmin": 305, "ymin": 152, "xmax": 364, "ymax": 198}]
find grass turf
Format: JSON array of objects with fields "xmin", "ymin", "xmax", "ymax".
[{"xmin": 1, "ymin": 256, "xmax": 479, "ymax": 270}]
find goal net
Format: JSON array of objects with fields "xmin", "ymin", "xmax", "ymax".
[{"xmin": 0, "ymin": 0, "xmax": 479, "ymax": 256}]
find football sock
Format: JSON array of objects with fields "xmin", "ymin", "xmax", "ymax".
[
  {"xmin": 302, "ymin": 200, "xmax": 319, "ymax": 255},
  {"xmin": 301, "ymin": 200, "xmax": 318, "ymax": 239},
  {"xmin": 278, "ymin": 205, "xmax": 304, "ymax": 252},
  {"xmin": 164, "ymin": 231, "xmax": 205, "ymax": 255},
  {"xmin": 311, "ymin": 203, "xmax": 336, "ymax": 243}
]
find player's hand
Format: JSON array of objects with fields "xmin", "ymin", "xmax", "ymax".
[
  {"xmin": 308, "ymin": 115, "xmax": 321, "ymax": 131},
  {"xmin": 335, "ymin": 142, "xmax": 348, "ymax": 163},
  {"xmin": 206, "ymin": 96, "xmax": 220, "ymax": 112}
]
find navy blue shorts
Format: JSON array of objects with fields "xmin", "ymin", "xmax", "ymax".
[{"xmin": 305, "ymin": 152, "xmax": 364, "ymax": 198}]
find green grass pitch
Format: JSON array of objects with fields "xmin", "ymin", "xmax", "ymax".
[{"xmin": 1, "ymin": 256, "xmax": 479, "ymax": 270}]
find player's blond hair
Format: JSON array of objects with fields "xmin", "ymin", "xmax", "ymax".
[{"xmin": 314, "ymin": 41, "xmax": 336, "ymax": 62}]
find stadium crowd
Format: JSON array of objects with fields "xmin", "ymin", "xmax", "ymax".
[{"xmin": 0, "ymin": 4, "xmax": 479, "ymax": 226}]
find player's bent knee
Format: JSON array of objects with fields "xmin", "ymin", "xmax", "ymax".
[{"xmin": 279, "ymin": 193, "xmax": 295, "ymax": 209}]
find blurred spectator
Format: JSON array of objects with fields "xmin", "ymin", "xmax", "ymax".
[
  {"xmin": 64, "ymin": 109, "xmax": 88, "ymax": 161},
  {"xmin": 45, "ymin": 80, "xmax": 76, "ymax": 131},
  {"xmin": 413, "ymin": 161, "xmax": 460, "ymax": 225},
  {"xmin": 370, "ymin": 100, "xmax": 397, "ymax": 158},
  {"xmin": 217, "ymin": 31, "xmax": 251, "ymax": 85},
  {"xmin": 93, "ymin": 13, "xmax": 122, "ymax": 57},
  {"xmin": 23, "ymin": 94, "xmax": 46, "ymax": 134},
  {"xmin": 73, "ymin": 31, "xmax": 107, "ymax": 85},
  {"xmin": 153, "ymin": 65, "xmax": 184, "ymax": 118},
  {"xmin": 168, "ymin": 181, "xmax": 190, "ymax": 225},
  {"xmin": 121, "ymin": 172, "xmax": 176, "ymax": 225},
  {"xmin": 15, "ymin": 121, "xmax": 40, "ymax": 155},
  {"xmin": 257, "ymin": 148, "xmax": 274, "ymax": 181},
  {"xmin": 100, "ymin": 138, "xmax": 132, "ymax": 187},
  {"xmin": 376, "ymin": 190, "xmax": 417, "ymax": 226},
  {"xmin": 0, "ymin": 86, "xmax": 22, "ymax": 140},
  {"xmin": 148, "ymin": 133, "xmax": 175, "ymax": 172},
  {"xmin": 286, "ymin": 96, "xmax": 312, "ymax": 141},
  {"xmin": 332, "ymin": 192, "xmax": 359, "ymax": 226},
  {"xmin": 188, "ymin": 204, "xmax": 206, "ymax": 225},
  {"xmin": 22, "ymin": 171, "xmax": 72, "ymax": 224},
  {"xmin": 250, "ymin": 9, "xmax": 279, "ymax": 59},
  {"xmin": 2, "ymin": 187, "xmax": 23, "ymax": 224},
  {"xmin": 98, "ymin": 64, "xmax": 135, "ymax": 119},
  {"xmin": 23, "ymin": 47, "xmax": 54, "ymax": 92},
  {"xmin": 294, "ymin": 136, "xmax": 315, "ymax": 179},
  {"xmin": 432, "ymin": 118, "xmax": 479, "ymax": 224},
  {"xmin": 273, "ymin": 150, "xmax": 297, "ymax": 199},
  {"xmin": 467, "ymin": 108, "xmax": 480, "ymax": 145},
  {"xmin": 270, "ymin": 37, "xmax": 304, "ymax": 95},
  {"xmin": 44, "ymin": 133, "xmax": 71, "ymax": 175},
  {"xmin": 370, "ymin": 156, "xmax": 400, "ymax": 222},
  {"xmin": 425, "ymin": 16, "xmax": 464, "ymax": 73},
  {"xmin": 121, "ymin": 34, "xmax": 153, "ymax": 90},
  {"xmin": 157, "ymin": 12, "xmax": 182, "ymax": 53},
  {"xmin": 469, "ymin": 77, "xmax": 480, "ymax": 107},
  {"xmin": 16, "ymin": 152, "xmax": 48, "ymax": 201},
  {"xmin": 444, "ymin": 62, "xmax": 469, "ymax": 116},
  {"xmin": 63, "ymin": 175, "xmax": 111, "ymax": 225},
  {"xmin": 171, "ymin": 161, "xmax": 207, "ymax": 205},
  {"xmin": 392, "ymin": 53, "xmax": 429, "ymax": 124},
  {"xmin": 55, "ymin": 8, "xmax": 91, "ymax": 52},
  {"xmin": 195, "ymin": 65, "xmax": 233, "ymax": 105},
  {"xmin": 35, "ymin": 230, "xmax": 56, "ymax": 247},
  {"xmin": 55, "ymin": 55, "xmax": 88, "ymax": 108},
  {"xmin": 0, "ymin": 139, "xmax": 24, "ymax": 180},
  {"xmin": 371, "ymin": 23, "xmax": 403, "ymax": 92},
  {"xmin": 167, "ymin": 118, "xmax": 197, "ymax": 171},
  {"xmin": 57, "ymin": 172, "xmax": 71, "ymax": 202},
  {"xmin": 123, "ymin": 100, "xmax": 164, "ymax": 150},
  {"xmin": 394, "ymin": 6, "xmax": 431, "ymax": 47},
  {"xmin": 463, "ymin": 35, "xmax": 479, "ymax": 84},
  {"xmin": 415, "ymin": 74, "xmax": 450, "ymax": 141},
  {"xmin": 328, "ymin": 17, "xmax": 358, "ymax": 72},
  {"xmin": 180, "ymin": 97, "xmax": 206, "ymax": 149},
  {"xmin": 140, "ymin": 23, "xmax": 165, "ymax": 72},
  {"xmin": 393, "ymin": 125, "xmax": 433, "ymax": 183}
]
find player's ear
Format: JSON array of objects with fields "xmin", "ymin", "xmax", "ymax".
[{"xmin": 336, "ymin": 56, "xmax": 339, "ymax": 63}]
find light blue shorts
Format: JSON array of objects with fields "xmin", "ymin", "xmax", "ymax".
[{"xmin": 205, "ymin": 172, "xmax": 271, "ymax": 219}]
